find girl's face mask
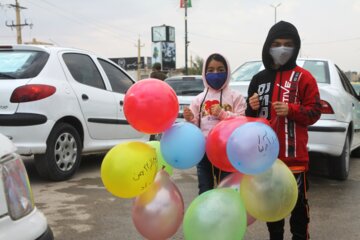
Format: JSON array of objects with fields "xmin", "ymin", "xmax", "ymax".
[{"xmin": 205, "ymin": 72, "xmax": 227, "ymax": 90}]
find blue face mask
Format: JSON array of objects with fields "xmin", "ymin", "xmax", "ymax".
[{"xmin": 205, "ymin": 72, "xmax": 227, "ymax": 90}]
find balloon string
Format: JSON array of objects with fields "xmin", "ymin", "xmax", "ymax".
[{"xmin": 211, "ymin": 164, "xmax": 222, "ymax": 187}]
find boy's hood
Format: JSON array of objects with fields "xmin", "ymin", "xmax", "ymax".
[{"xmin": 262, "ymin": 21, "xmax": 301, "ymax": 71}]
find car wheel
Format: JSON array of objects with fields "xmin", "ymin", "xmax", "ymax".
[
  {"xmin": 34, "ymin": 123, "xmax": 82, "ymax": 181},
  {"xmin": 329, "ymin": 134, "xmax": 350, "ymax": 180}
]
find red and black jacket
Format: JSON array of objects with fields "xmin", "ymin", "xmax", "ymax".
[{"xmin": 246, "ymin": 21, "xmax": 322, "ymax": 171}]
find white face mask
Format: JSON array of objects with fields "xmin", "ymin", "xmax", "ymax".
[{"xmin": 269, "ymin": 46, "xmax": 294, "ymax": 66}]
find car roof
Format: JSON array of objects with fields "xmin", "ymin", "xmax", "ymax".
[
  {"xmin": 165, "ymin": 75, "xmax": 202, "ymax": 81},
  {"xmin": 0, "ymin": 44, "xmax": 97, "ymax": 55}
]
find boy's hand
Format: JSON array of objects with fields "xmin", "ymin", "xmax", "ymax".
[
  {"xmin": 210, "ymin": 104, "xmax": 222, "ymax": 117},
  {"xmin": 183, "ymin": 107, "xmax": 194, "ymax": 121},
  {"xmin": 249, "ymin": 93, "xmax": 260, "ymax": 110},
  {"xmin": 272, "ymin": 101, "xmax": 289, "ymax": 116}
]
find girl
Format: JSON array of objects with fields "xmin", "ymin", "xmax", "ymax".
[{"xmin": 183, "ymin": 53, "xmax": 247, "ymax": 194}]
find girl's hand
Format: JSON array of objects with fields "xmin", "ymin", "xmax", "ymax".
[
  {"xmin": 183, "ymin": 107, "xmax": 194, "ymax": 121},
  {"xmin": 211, "ymin": 104, "xmax": 222, "ymax": 117}
]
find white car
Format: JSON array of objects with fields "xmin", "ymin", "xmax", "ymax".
[
  {"xmin": 165, "ymin": 75, "xmax": 204, "ymax": 122},
  {"xmin": 0, "ymin": 45, "xmax": 150, "ymax": 181},
  {"xmin": 230, "ymin": 58, "xmax": 360, "ymax": 180},
  {"xmin": 0, "ymin": 133, "xmax": 53, "ymax": 240}
]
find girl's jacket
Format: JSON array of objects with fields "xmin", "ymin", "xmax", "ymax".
[
  {"xmin": 246, "ymin": 21, "xmax": 322, "ymax": 171},
  {"xmin": 188, "ymin": 54, "xmax": 247, "ymax": 138}
]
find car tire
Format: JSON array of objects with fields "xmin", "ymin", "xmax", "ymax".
[
  {"xmin": 34, "ymin": 123, "xmax": 82, "ymax": 181},
  {"xmin": 328, "ymin": 133, "xmax": 350, "ymax": 180}
]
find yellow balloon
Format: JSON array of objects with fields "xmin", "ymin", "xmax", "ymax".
[
  {"xmin": 101, "ymin": 141, "xmax": 157, "ymax": 198},
  {"xmin": 240, "ymin": 159, "xmax": 298, "ymax": 222}
]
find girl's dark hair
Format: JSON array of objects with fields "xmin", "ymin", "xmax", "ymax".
[{"xmin": 205, "ymin": 53, "xmax": 228, "ymax": 72}]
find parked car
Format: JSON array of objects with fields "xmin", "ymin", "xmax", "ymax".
[
  {"xmin": 164, "ymin": 75, "xmax": 204, "ymax": 122},
  {"xmin": 230, "ymin": 58, "xmax": 360, "ymax": 180},
  {"xmin": 0, "ymin": 44, "xmax": 150, "ymax": 181},
  {"xmin": 0, "ymin": 133, "xmax": 53, "ymax": 240}
]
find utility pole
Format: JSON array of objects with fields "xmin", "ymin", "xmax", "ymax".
[
  {"xmin": 270, "ymin": 3, "xmax": 281, "ymax": 24},
  {"xmin": 135, "ymin": 36, "xmax": 145, "ymax": 81},
  {"xmin": 184, "ymin": 0, "xmax": 189, "ymax": 75},
  {"xmin": 5, "ymin": 0, "xmax": 32, "ymax": 44}
]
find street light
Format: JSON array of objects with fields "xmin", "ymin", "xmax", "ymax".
[{"xmin": 270, "ymin": 3, "xmax": 281, "ymax": 24}]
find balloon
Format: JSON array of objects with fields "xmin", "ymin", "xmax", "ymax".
[
  {"xmin": 101, "ymin": 141, "xmax": 157, "ymax": 198},
  {"xmin": 240, "ymin": 159, "xmax": 298, "ymax": 222},
  {"xmin": 227, "ymin": 121, "xmax": 279, "ymax": 174},
  {"xmin": 206, "ymin": 116, "xmax": 270, "ymax": 172},
  {"xmin": 124, "ymin": 78, "xmax": 179, "ymax": 134},
  {"xmin": 217, "ymin": 173, "xmax": 256, "ymax": 226},
  {"xmin": 183, "ymin": 188, "xmax": 247, "ymax": 240},
  {"xmin": 132, "ymin": 170, "xmax": 184, "ymax": 240},
  {"xmin": 146, "ymin": 140, "xmax": 173, "ymax": 175},
  {"xmin": 160, "ymin": 122, "xmax": 205, "ymax": 169}
]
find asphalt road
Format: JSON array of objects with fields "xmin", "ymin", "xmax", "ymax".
[{"xmin": 25, "ymin": 155, "xmax": 360, "ymax": 240}]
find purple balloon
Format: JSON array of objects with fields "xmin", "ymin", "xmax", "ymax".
[
  {"xmin": 218, "ymin": 173, "xmax": 257, "ymax": 226},
  {"xmin": 132, "ymin": 170, "xmax": 184, "ymax": 240}
]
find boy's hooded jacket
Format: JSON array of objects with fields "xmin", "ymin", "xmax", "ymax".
[
  {"xmin": 245, "ymin": 21, "xmax": 322, "ymax": 171},
  {"xmin": 189, "ymin": 53, "xmax": 246, "ymax": 137}
]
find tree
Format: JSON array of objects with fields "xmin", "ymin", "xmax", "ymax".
[{"xmin": 186, "ymin": 56, "xmax": 203, "ymax": 75}]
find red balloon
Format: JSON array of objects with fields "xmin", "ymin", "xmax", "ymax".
[
  {"xmin": 124, "ymin": 79, "xmax": 179, "ymax": 134},
  {"xmin": 206, "ymin": 116, "xmax": 269, "ymax": 172}
]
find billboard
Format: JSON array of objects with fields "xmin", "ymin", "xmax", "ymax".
[{"xmin": 151, "ymin": 42, "xmax": 176, "ymax": 70}]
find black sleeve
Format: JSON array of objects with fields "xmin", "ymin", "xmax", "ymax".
[{"xmin": 245, "ymin": 76, "xmax": 259, "ymax": 117}]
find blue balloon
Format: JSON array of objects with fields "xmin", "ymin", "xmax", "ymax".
[
  {"xmin": 160, "ymin": 122, "xmax": 205, "ymax": 169},
  {"xmin": 226, "ymin": 122, "xmax": 279, "ymax": 175}
]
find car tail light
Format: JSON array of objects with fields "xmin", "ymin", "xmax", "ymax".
[
  {"xmin": 10, "ymin": 84, "xmax": 56, "ymax": 103},
  {"xmin": 1, "ymin": 153, "xmax": 34, "ymax": 220},
  {"xmin": 320, "ymin": 100, "xmax": 334, "ymax": 114}
]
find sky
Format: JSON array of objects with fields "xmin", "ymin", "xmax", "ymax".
[{"xmin": 1, "ymin": 0, "xmax": 360, "ymax": 72}]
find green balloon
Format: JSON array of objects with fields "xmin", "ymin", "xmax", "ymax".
[
  {"xmin": 147, "ymin": 141, "xmax": 173, "ymax": 175},
  {"xmin": 183, "ymin": 188, "xmax": 247, "ymax": 240}
]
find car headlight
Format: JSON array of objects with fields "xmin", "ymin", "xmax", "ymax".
[{"xmin": 1, "ymin": 153, "xmax": 34, "ymax": 220}]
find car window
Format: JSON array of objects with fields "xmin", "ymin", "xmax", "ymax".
[
  {"xmin": 98, "ymin": 59, "xmax": 134, "ymax": 94},
  {"xmin": 336, "ymin": 65, "xmax": 357, "ymax": 97},
  {"xmin": 0, "ymin": 50, "xmax": 49, "ymax": 79},
  {"xmin": 63, "ymin": 53, "xmax": 106, "ymax": 90},
  {"xmin": 351, "ymin": 83, "xmax": 360, "ymax": 95},
  {"xmin": 165, "ymin": 77, "xmax": 204, "ymax": 96},
  {"xmin": 302, "ymin": 60, "xmax": 330, "ymax": 83},
  {"xmin": 231, "ymin": 61, "xmax": 263, "ymax": 82}
]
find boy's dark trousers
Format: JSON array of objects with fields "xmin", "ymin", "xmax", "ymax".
[
  {"xmin": 267, "ymin": 172, "xmax": 310, "ymax": 240},
  {"xmin": 196, "ymin": 154, "xmax": 231, "ymax": 194}
]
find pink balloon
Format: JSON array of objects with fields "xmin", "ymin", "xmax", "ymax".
[
  {"xmin": 218, "ymin": 173, "xmax": 256, "ymax": 226},
  {"xmin": 124, "ymin": 78, "xmax": 179, "ymax": 134},
  {"xmin": 132, "ymin": 170, "xmax": 184, "ymax": 240}
]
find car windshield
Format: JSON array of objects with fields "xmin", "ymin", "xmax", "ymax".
[
  {"xmin": 165, "ymin": 76, "xmax": 204, "ymax": 96},
  {"xmin": 0, "ymin": 50, "xmax": 49, "ymax": 79},
  {"xmin": 231, "ymin": 61, "xmax": 263, "ymax": 82},
  {"xmin": 231, "ymin": 60, "xmax": 330, "ymax": 84}
]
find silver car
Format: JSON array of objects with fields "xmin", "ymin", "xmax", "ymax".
[
  {"xmin": 164, "ymin": 75, "xmax": 204, "ymax": 122},
  {"xmin": 230, "ymin": 58, "xmax": 360, "ymax": 180}
]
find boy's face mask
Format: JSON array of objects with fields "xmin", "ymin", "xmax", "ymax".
[
  {"xmin": 205, "ymin": 72, "xmax": 227, "ymax": 90},
  {"xmin": 269, "ymin": 46, "xmax": 294, "ymax": 66}
]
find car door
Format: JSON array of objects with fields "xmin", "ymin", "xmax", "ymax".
[
  {"xmin": 61, "ymin": 52, "xmax": 120, "ymax": 140},
  {"xmin": 337, "ymin": 66, "xmax": 360, "ymax": 147},
  {"xmin": 97, "ymin": 58, "xmax": 144, "ymax": 139}
]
